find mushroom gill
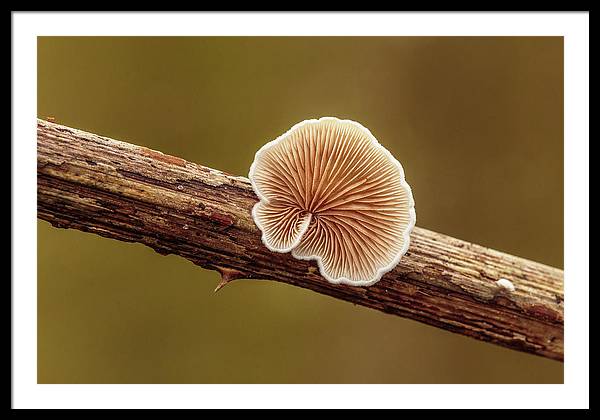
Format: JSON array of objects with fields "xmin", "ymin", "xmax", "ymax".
[{"xmin": 249, "ymin": 117, "xmax": 416, "ymax": 286}]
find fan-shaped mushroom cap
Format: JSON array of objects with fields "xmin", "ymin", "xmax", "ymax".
[{"xmin": 249, "ymin": 117, "xmax": 416, "ymax": 286}]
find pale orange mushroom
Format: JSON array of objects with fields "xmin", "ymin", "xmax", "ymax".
[{"xmin": 249, "ymin": 117, "xmax": 416, "ymax": 286}]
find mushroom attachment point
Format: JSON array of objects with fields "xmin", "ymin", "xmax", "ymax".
[{"xmin": 249, "ymin": 117, "xmax": 416, "ymax": 286}]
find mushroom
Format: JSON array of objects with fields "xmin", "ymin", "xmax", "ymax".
[{"xmin": 249, "ymin": 117, "xmax": 416, "ymax": 286}]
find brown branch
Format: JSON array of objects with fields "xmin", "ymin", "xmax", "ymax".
[{"xmin": 37, "ymin": 119, "xmax": 564, "ymax": 361}]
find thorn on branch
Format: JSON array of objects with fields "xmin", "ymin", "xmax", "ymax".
[{"xmin": 213, "ymin": 266, "xmax": 245, "ymax": 292}]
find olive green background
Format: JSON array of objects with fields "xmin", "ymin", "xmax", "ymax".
[{"xmin": 38, "ymin": 37, "xmax": 563, "ymax": 383}]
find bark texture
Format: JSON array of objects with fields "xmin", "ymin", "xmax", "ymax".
[{"xmin": 37, "ymin": 119, "xmax": 564, "ymax": 361}]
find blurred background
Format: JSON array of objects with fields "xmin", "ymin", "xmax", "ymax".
[{"xmin": 37, "ymin": 36, "xmax": 563, "ymax": 383}]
